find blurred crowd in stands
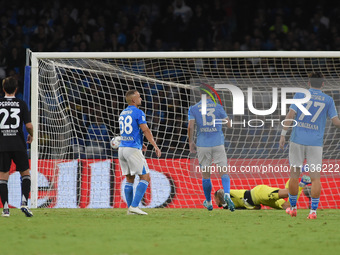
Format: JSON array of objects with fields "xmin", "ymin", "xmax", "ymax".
[{"xmin": 1, "ymin": 0, "xmax": 339, "ymax": 94}]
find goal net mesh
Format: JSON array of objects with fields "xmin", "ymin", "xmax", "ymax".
[{"xmin": 29, "ymin": 54, "xmax": 340, "ymax": 209}]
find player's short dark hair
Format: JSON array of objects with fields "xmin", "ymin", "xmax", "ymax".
[
  {"xmin": 125, "ymin": 89, "xmax": 138, "ymax": 98},
  {"xmin": 308, "ymin": 72, "xmax": 324, "ymax": 88},
  {"xmin": 2, "ymin": 76, "xmax": 18, "ymax": 94},
  {"xmin": 125, "ymin": 89, "xmax": 138, "ymax": 102}
]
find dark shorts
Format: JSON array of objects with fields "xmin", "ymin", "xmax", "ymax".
[{"xmin": 0, "ymin": 151, "xmax": 30, "ymax": 173}]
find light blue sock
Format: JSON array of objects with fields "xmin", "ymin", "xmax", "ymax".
[
  {"xmin": 124, "ymin": 182, "xmax": 134, "ymax": 207},
  {"xmin": 221, "ymin": 174, "xmax": 230, "ymax": 194},
  {"xmin": 311, "ymin": 197, "xmax": 320, "ymax": 210},
  {"xmin": 131, "ymin": 180, "xmax": 149, "ymax": 207},
  {"xmin": 202, "ymin": 178, "xmax": 212, "ymax": 202},
  {"xmin": 289, "ymin": 193, "xmax": 298, "ymax": 207}
]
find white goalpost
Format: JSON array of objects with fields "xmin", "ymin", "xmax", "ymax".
[{"xmin": 27, "ymin": 51, "xmax": 340, "ymax": 209}]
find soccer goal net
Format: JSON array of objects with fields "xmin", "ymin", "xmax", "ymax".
[{"xmin": 24, "ymin": 51, "xmax": 340, "ymax": 209}]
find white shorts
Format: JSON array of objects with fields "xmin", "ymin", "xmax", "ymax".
[
  {"xmin": 118, "ymin": 147, "xmax": 149, "ymax": 176},
  {"xmin": 289, "ymin": 141, "xmax": 323, "ymax": 178},
  {"xmin": 197, "ymin": 145, "xmax": 228, "ymax": 168}
]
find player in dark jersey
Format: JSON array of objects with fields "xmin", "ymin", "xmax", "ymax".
[{"xmin": 0, "ymin": 77, "xmax": 34, "ymax": 217}]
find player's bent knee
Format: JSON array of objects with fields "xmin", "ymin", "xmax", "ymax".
[
  {"xmin": 202, "ymin": 171, "xmax": 211, "ymax": 179},
  {"xmin": 20, "ymin": 169, "xmax": 31, "ymax": 176},
  {"xmin": 310, "ymin": 177, "xmax": 321, "ymax": 183},
  {"xmin": 289, "ymin": 166, "xmax": 301, "ymax": 178},
  {"xmin": 309, "ymin": 172, "xmax": 321, "ymax": 180},
  {"xmin": 125, "ymin": 175, "xmax": 135, "ymax": 183},
  {"xmin": 0, "ymin": 171, "xmax": 10, "ymax": 180},
  {"xmin": 139, "ymin": 173, "xmax": 150, "ymax": 182},
  {"xmin": 278, "ymin": 189, "xmax": 289, "ymax": 198}
]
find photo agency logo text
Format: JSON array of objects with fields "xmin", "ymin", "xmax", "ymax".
[{"xmin": 200, "ymin": 84, "xmax": 312, "ymax": 128}]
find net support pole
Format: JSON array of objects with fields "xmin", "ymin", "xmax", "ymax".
[
  {"xmin": 30, "ymin": 53, "xmax": 39, "ymax": 208},
  {"xmin": 23, "ymin": 50, "xmax": 31, "ymax": 154}
]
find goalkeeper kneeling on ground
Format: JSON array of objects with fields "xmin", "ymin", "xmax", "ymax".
[{"xmin": 214, "ymin": 176, "xmax": 311, "ymax": 210}]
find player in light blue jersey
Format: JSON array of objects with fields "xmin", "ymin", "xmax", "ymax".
[
  {"xmin": 280, "ymin": 72, "xmax": 340, "ymax": 219},
  {"xmin": 188, "ymin": 90, "xmax": 234, "ymax": 212},
  {"xmin": 118, "ymin": 90, "xmax": 161, "ymax": 215}
]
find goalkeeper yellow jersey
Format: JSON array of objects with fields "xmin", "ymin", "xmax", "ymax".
[
  {"xmin": 230, "ymin": 189, "xmax": 256, "ymax": 209},
  {"xmin": 230, "ymin": 185, "xmax": 286, "ymax": 209},
  {"xmin": 250, "ymin": 185, "xmax": 285, "ymax": 209}
]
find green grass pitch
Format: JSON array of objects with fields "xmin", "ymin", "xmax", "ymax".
[{"xmin": 2, "ymin": 208, "xmax": 340, "ymax": 255}]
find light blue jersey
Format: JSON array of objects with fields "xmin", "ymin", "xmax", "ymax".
[
  {"xmin": 188, "ymin": 99, "xmax": 228, "ymax": 147},
  {"xmin": 119, "ymin": 105, "xmax": 147, "ymax": 149},
  {"xmin": 290, "ymin": 88, "xmax": 338, "ymax": 146}
]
